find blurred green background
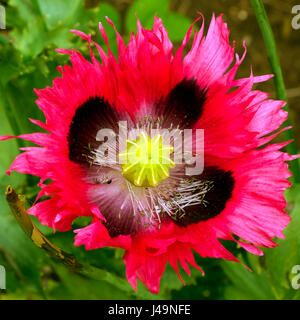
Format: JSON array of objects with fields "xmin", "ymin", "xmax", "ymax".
[{"xmin": 0, "ymin": 0, "xmax": 300, "ymax": 300}]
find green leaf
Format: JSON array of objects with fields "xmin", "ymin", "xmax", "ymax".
[
  {"xmin": 0, "ymin": 84, "xmax": 23, "ymax": 167},
  {"xmin": 171, "ymin": 256, "xmax": 228, "ymax": 300},
  {"xmin": 125, "ymin": 0, "xmax": 193, "ymax": 43},
  {"xmin": 45, "ymin": 263, "xmax": 133, "ymax": 300},
  {"xmin": 0, "ymin": 184, "xmax": 45, "ymax": 296},
  {"xmin": 156, "ymin": 12, "xmax": 193, "ymax": 42},
  {"xmin": 264, "ymin": 184, "xmax": 300, "ymax": 299},
  {"xmin": 7, "ymin": 0, "xmax": 81, "ymax": 57},
  {"xmin": 0, "ymin": 44, "xmax": 22, "ymax": 86},
  {"xmin": 222, "ymin": 183, "xmax": 300, "ymax": 301},
  {"xmin": 7, "ymin": 0, "xmax": 48, "ymax": 58},
  {"xmin": 96, "ymin": 2, "xmax": 121, "ymax": 30},
  {"xmin": 37, "ymin": 0, "xmax": 82, "ymax": 31},
  {"xmin": 126, "ymin": 0, "xmax": 169, "ymax": 33},
  {"xmin": 222, "ymin": 255, "xmax": 275, "ymax": 300},
  {"xmin": 91, "ymin": 2, "xmax": 121, "ymax": 57},
  {"xmin": 46, "ymin": 230, "xmax": 162, "ymax": 300},
  {"xmin": 1, "ymin": 52, "xmax": 68, "ymax": 138},
  {"xmin": 0, "ymin": 34, "xmax": 9, "ymax": 46},
  {"xmin": 8, "ymin": 0, "xmax": 41, "ymax": 23}
]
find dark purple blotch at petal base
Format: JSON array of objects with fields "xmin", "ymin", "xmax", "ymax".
[
  {"xmin": 171, "ymin": 167, "xmax": 235, "ymax": 227},
  {"xmin": 157, "ymin": 78, "xmax": 207, "ymax": 129},
  {"xmin": 67, "ymin": 96, "xmax": 121, "ymax": 165}
]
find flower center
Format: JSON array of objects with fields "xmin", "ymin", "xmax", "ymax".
[{"xmin": 119, "ymin": 132, "xmax": 174, "ymax": 187}]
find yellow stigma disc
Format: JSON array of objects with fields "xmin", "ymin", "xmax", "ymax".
[{"xmin": 119, "ymin": 132, "xmax": 174, "ymax": 187}]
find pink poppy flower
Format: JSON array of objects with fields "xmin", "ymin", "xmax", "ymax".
[{"xmin": 1, "ymin": 14, "xmax": 295, "ymax": 293}]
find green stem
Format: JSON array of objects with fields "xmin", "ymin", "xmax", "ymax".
[
  {"xmin": 250, "ymin": 0, "xmax": 300, "ymax": 183},
  {"xmin": 0, "ymin": 84, "xmax": 25, "ymax": 150},
  {"xmin": 5, "ymin": 186, "xmax": 158, "ymax": 300}
]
